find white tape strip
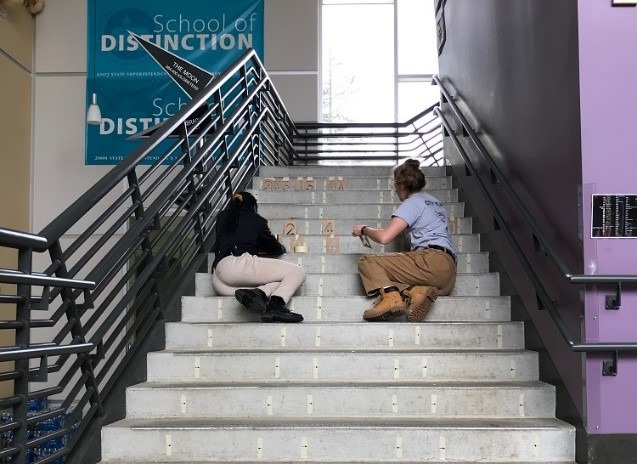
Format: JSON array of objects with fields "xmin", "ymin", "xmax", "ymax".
[
  {"xmin": 304, "ymin": 207, "xmax": 308, "ymax": 219},
  {"xmin": 267, "ymin": 396, "xmax": 273, "ymax": 416},
  {"xmin": 390, "ymin": 190, "xmax": 395, "ymax": 203},
  {"xmin": 322, "ymin": 238, "xmax": 327, "ymax": 254},
  {"xmin": 281, "ymin": 328, "xmax": 287, "ymax": 347},
  {"xmin": 319, "ymin": 207, "xmax": 324, "ymax": 219},
  {"xmin": 316, "ymin": 296, "xmax": 323, "ymax": 320},
  {"xmin": 207, "ymin": 328, "xmax": 213, "ymax": 348},
  {"xmin": 275, "ymin": 357, "xmax": 281, "ymax": 379},
  {"xmin": 194, "ymin": 356, "xmax": 200, "ymax": 379},
  {"xmin": 392, "ymin": 394, "xmax": 398, "ymax": 413},
  {"xmin": 315, "ymin": 327, "xmax": 321, "ymax": 347},
  {"xmin": 519, "ymin": 393, "xmax": 525, "ymax": 417},
  {"xmin": 497, "ymin": 324, "xmax": 503, "ymax": 349},
  {"xmin": 311, "ymin": 191, "xmax": 316, "ymax": 204},
  {"xmin": 377, "ymin": 205, "xmax": 382, "ymax": 219},
  {"xmin": 377, "ymin": 179, "xmax": 381, "ymax": 190},
  {"xmin": 297, "ymin": 257, "xmax": 303, "ymax": 267},
  {"xmin": 318, "ymin": 277, "xmax": 324, "ymax": 297},
  {"xmin": 257, "ymin": 438, "xmax": 264, "ymax": 459},
  {"xmin": 533, "ymin": 433, "xmax": 541, "ymax": 457},
  {"xmin": 415, "ymin": 326, "xmax": 421, "ymax": 345},
  {"xmin": 388, "ymin": 329, "xmax": 394, "ymax": 348},
  {"xmin": 165, "ymin": 434, "xmax": 172, "ymax": 456},
  {"xmin": 307, "ymin": 395, "xmax": 314, "ymax": 415},
  {"xmin": 321, "ymin": 256, "xmax": 326, "ymax": 274},
  {"xmin": 180, "ymin": 394, "xmax": 187, "ymax": 414},
  {"xmin": 301, "ymin": 437, "xmax": 309, "ymax": 459},
  {"xmin": 422, "ymin": 357, "xmax": 428, "ymax": 377},
  {"xmin": 485, "ymin": 300, "xmax": 491, "ymax": 319},
  {"xmin": 217, "ymin": 299, "xmax": 223, "ymax": 320},
  {"xmin": 313, "ymin": 358, "xmax": 319, "ymax": 379},
  {"xmin": 394, "ymin": 358, "xmax": 400, "ymax": 379},
  {"xmin": 431, "ymin": 394, "xmax": 438, "ymax": 414},
  {"xmin": 510, "ymin": 359, "xmax": 517, "ymax": 378},
  {"xmin": 396, "ymin": 437, "xmax": 403, "ymax": 458},
  {"xmin": 305, "ymin": 220, "xmax": 310, "ymax": 235},
  {"xmin": 379, "ymin": 191, "xmax": 384, "ymax": 204},
  {"xmin": 322, "ymin": 191, "xmax": 327, "ymax": 204},
  {"xmin": 439, "ymin": 435, "xmax": 446, "ymax": 460}
]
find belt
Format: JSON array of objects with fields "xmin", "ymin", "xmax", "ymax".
[{"xmin": 424, "ymin": 244, "xmax": 457, "ymax": 262}]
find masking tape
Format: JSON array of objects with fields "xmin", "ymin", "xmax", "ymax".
[
  {"xmin": 194, "ymin": 356, "xmax": 200, "ymax": 379},
  {"xmin": 165, "ymin": 434, "xmax": 172, "ymax": 456},
  {"xmin": 388, "ymin": 329, "xmax": 394, "ymax": 348},
  {"xmin": 311, "ymin": 191, "xmax": 316, "ymax": 204},
  {"xmin": 281, "ymin": 328, "xmax": 287, "ymax": 347},
  {"xmin": 497, "ymin": 324, "xmax": 503, "ymax": 349},
  {"xmin": 316, "ymin": 296, "xmax": 322, "ymax": 320},
  {"xmin": 485, "ymin": 300, "xmax": 491, "ymax": 319},
  {"xmin": 510, "ymin": 359, "xmax": 517, "ymax": 378},
  {"xmin": 439, "ymin": 435, "xmax": 446, "ymax": 460},
  {"xmin": 257, "ymin": 438, "xmax": 264, "ymax": 459},
  {"xmin": 301, "ymin": 437, "xmax": 309, "ymax": 459},
  {"xmin": 422, "ymin": 357, "xmax": 428, "ymax": 378},
  {"xmin": 533, "ymin": 433, "xmax": 541, "ymax": 457},
  {"xmin": 322, "ymin": 191, "xmax": 327, "ymax": 204},
  {"xmin": 415, "ymin": 326, "xmax": 421, "ymax": 345},
  {"xmin": 519, "ymin": 393, "xmax": 525, "ymax": 417},
  {"xmin": 379, "ymin": 191, "xmax": 384, "ymax": 204},
  {"xmin": 217, "ymin": 299, "xmax": 223, "ymax": 320},
  {"xmin": 321, "ymin": 256, "xmax": 326, "ymax": 274},
  {"xmin": 304, "ymin": 207, "xmax": 308, "ymax": 219},
  {"xmin": 431, "ymin": 394, "xmax": 438, "ymax": 414},
  {"xmin": 394, "ymin": 358, "xmax": 400, "ymax": 379},
  {"xmin": 315, "ymin": 327, "xmax": 321, "ymax": 347},
  {"xmin": 307, "ymin": 395, "xmax": 314, "ymax": 415},
  {"xmin": 313, "ymin": 358, "xmax": 319, "ymax": 379},
  {"xmin": 319, "ymin": 206, "xmax": 324, "ymax": 219},
  {"xmin": 396, "ymin": 437, "xmax": 403, "ymax": 458},
  {"xmin": 392, "ymin": 394, "xmax": 398, "ymax": 413},
  {"xmin": 318, "ymin": 277, "xmax": 324, "ymax": 296},
  {"xmin": 275, "ymin": 357, "xmax": 281, "ymax": 379},
  {"xmin": 267, "ymin": 396, "xmax": 273, "ymax": 416},
  {"xmin": 207, "ymin": 328, "xmax": 213, "ymax": 348},
  {"xmin": 180, "ymin": 394, "xmax": 187, "ymax": 414},
  {"xmin": 377, "ymin": 205, "xmax": 382, "ymax": 219}
]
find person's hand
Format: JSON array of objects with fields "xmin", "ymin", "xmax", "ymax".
[{"xmin": 352, "ymin": 224, "xmax": 368, "ymax": 237}]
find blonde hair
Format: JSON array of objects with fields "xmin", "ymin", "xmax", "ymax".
[{"xmin": 393, "ymin": 159, "xmax": 426, "ymax": 194}]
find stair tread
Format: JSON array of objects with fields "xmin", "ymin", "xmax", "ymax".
[{"xmin": 105, "ymin": 416, "xmax": 574, "ymax": 430}]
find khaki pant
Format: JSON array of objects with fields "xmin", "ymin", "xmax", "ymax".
[
  {"xmin": 358, "ymin": 248, "xmax": 456, "ymax": 296},
  {"xmin": 212, "ymin": 252, "xmax": 306, "ymax": 303}
]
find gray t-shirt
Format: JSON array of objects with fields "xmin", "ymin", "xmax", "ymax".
[{"xmin": 392, "ymin": 191, "xmax": 455, "ymax": 252}]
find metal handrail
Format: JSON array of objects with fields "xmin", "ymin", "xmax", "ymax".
[
  {"xmin": 0, "ymin": 48, "xmax": 297, "ymax": 463},
  {"xmin": 294, "ymin": 102, "xmax": 444, "ymax": 164},
  {"xmin": 433, "ymin": 75, "xmax": 637, "ymax": 370}
]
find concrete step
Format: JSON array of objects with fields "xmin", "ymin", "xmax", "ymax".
[
  {"xmin": 181, "ymin": 295, "xmax": 512, "ymax": 323},
  {"xmin": 125, "ymin": 381, "xmax": 556, "ymax": 419},
  {"xmin": 265, "ymin": 216, "xmax": 473, "ymax": 236},
  {"xmin": 146, "ymin": 350, "xmax": 540, "ymax": 383},
  {"xmin": 101, "ymin": 461, "xmax": 577, "ymax": 464},
  {"xmin": 207, "ymin": 250, "xmax": 487, "ymax": 274},
  {"xmin": 259, "ymin": 165, "xmax": 448, "ymax": 178},
  {"xmin": 251, "ymin": 188, "xmax": 458, "ymax": 204},
  {"xmin": 100, "ymin": 417, "xmax": 575, "ymax": 462},
  {"xmin": 268, "ymin": 216, "xmax": 473, "ymax": 237},
  {"xmin": 257, "ymin": 202, "xmax": 465, "ymax": 220},
  {"xmin": 214, "ymin": 233, "xmax": 480, "ymax": 255},
  {"xmin": 252, "ymin": 174, "xmax": 453, "ymax": 191},
  {"xmin": 164, "ymin": 321, "xmax": 524, "ymax": 351},
  {"xmin": 195, "ymin": 271, "xmax": 500, "ymax": 297}
]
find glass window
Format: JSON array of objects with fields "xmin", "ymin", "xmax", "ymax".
[
  {"xmin": 397, "ymin": 80, "xmax": 440, "ymax": 121},
  {"xmin": 397, "ymin": 0, "xmax": 439, "ymax": 75},
  {"xmin": 322, "ymin": 2, "xmax": 394, "ymax": 122}
]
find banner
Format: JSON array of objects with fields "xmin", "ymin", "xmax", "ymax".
[{"xmin": 85, "ymin": 0, "xmax": 264, "ymax": 165}]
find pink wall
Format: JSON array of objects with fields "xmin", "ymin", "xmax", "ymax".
[{"xmin": 579, "ymin": 0, "xmax": 637, "ymax": 434}]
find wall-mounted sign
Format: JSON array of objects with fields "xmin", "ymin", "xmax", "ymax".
[
  {"xmin": 85, "ymin": 0, "xmax": 264, "ymax": 165},
  {"xmin": 591, "ymin": 194, "xmax": 637, "ymax": 238}
]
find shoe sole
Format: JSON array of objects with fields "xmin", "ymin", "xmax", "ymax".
[
  {"xmin": 363, "ymin": 305, "xmax": 405, "ymax": 322},
  {"xmin": 407, "ymin": 296, "xmax": 433, "ymax": 322},
  {"xmin": 261, "ymin": 313, "xmax": 304, "ymax": 323},
  {"xmin": 235, "ymin": 289, "xmax": 267, "ymax": 313}
]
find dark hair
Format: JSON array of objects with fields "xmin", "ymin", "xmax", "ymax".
[
  {"xmin": 393, "ymin": 159, "xmax": 426, "ymax": 194},
  {"xmin": 222, "ymin": 191, "xmax": 258, "ymax": 234}
]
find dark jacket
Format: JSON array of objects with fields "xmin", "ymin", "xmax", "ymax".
[{"xmin": 212, "ymin": 208, "xmax": 286, "ymax": 269}]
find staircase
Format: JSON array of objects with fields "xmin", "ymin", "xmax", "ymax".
[{"xmin": 99, "ymin": 164, "xmax": 576, "ymax": 463}]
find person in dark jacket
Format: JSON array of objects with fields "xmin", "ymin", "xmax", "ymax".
[{"xmin": 212, "ymin": 191, "xmax": 306, "ymax": 323}]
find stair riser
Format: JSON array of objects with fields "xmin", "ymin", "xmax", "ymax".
[
  {"xmin": 252, "ymin": 175, "xmax": 452, "ymax": 191},
  {"xmin": 146, "ymin": 352, "xmax": 540, "ymax": 383},
  {"xmin": 181, "ymin": 295, "xmax": 512, "ymax": 323},
  {"xmin": 195, "ymin": 272, "xmax": 501, "ymax": 297},
  {"xmin": 101, "ymin": 426, "xmax": 575, "ymax": 462},
  {"xmin": 265, "ymin": 216, "xmax": 473, "ymax": 236},
  {"xmin": 126, "ymin": 385, "xmax": 556, "ymax": 419},
  {"xmin": 257, "ymin": 203, "xmax": 465, "ymax": 220},
  {"xmin": 164, "ymin": 323, "xmax": 525, "ymax": 351},
  {"xmin": 259, "ymin": 165, "xmax": 448, "ymax": 177},
  {"xmin": 252, "ymin": 189, "xmax": 458, "ymax": 204}
]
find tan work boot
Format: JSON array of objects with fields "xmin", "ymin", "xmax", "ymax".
[
  {"xmin": 403, "ymin": 286, "xmax": 438, "ymax": 322},
  {"xmin": 363, "ymin": 287, "xmax": 406, "ymax": 321}
]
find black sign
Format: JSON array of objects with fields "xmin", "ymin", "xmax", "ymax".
[{"xmin": 591, "ymin": 194, "xmax": 637, "ymax": 238}]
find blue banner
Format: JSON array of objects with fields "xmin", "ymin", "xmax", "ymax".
[{"xmin": 86, "ymin": 0, "xmax": 264, "ymax": 165}]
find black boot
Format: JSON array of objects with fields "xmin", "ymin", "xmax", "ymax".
[
  {"xmin": 235, "ymin": 288, "xmax": 269, "ymax": 314},
  {"xmin": 261, "ymin": 295, "xmax": 303, "ymax": 323}
]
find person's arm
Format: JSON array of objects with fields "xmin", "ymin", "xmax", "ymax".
[
  {"xmin": 256, "ymin": 216, "xmax": 287, "ymax": 255},
  {"xmin": 352, "ymin": 216, "xmax": 408, "ymax": 245}
]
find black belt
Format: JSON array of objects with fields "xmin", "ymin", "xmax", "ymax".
[{"xmin": 424, "ymin": 244, "xmax": 457, "ymax": 262}]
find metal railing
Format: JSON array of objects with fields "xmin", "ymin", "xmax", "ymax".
[
  {"xmin": 0, "ymin": 48, "xmax": 296, "ymax": 463},
  {"xmin": 294, "ymin": 102, "xmax": 444, "ymax": 165},
  {"xmin": 433, "ymin": 75, "xmax": 637, "ymax": 375}
]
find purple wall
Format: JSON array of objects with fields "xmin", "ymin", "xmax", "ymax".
[{"xmin": 579, "ymin": 0, "xmax": 637, "ymax": 434}]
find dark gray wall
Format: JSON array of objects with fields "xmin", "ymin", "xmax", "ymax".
[{"xmin": 437, "ymin": 0, "xmax": 585, "ymax": 416}]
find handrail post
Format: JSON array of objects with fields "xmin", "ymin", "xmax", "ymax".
[
  {"xmin": 48, "ymin": 241, "xmax": 104, "ymax": 415},
  {"xmin": 13, "ymin": 247, "xmax": 32, "ymax": 462}
]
